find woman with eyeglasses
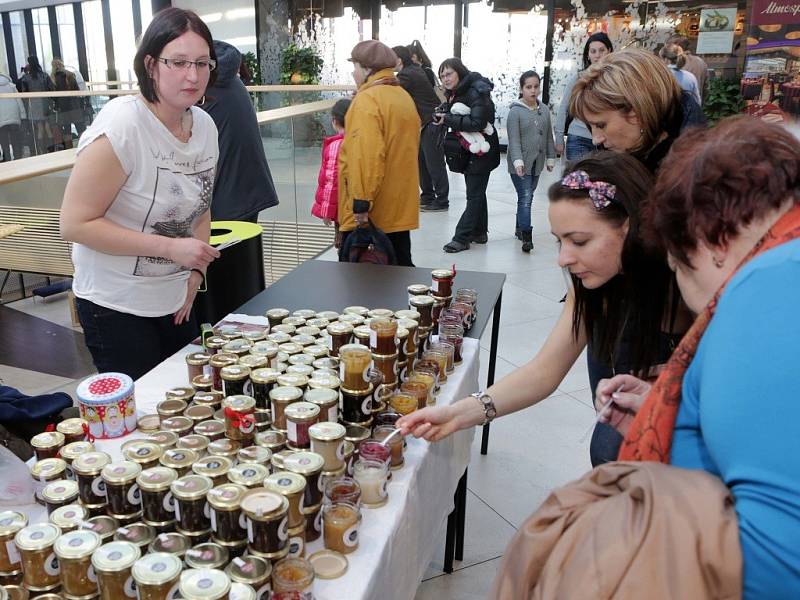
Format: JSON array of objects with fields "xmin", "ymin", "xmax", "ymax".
[{"xmin": 60, "ymin": 8, "xmax": 220, "ymax": 380}]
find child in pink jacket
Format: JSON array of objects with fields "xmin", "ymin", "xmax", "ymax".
[{"xmin": 312, "ymin": 98, "xmax": 351, "ymax": 227}]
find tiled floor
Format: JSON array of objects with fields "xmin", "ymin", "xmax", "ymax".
[{"xmin": 1, "ymin": 159, "xmax": 595, "ymax": 598}]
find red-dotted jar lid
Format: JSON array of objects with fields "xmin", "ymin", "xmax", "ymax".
[{"xmin": 77, "ymin": 373, "xmax": 134, "ymax": 405}]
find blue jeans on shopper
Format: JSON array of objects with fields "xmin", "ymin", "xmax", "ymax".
[
  {"xmin": 510, "ymin": 172, "xmax": 539, "ymax": 232},
  {"xmin": 565, "ymin": 134, "xmax": 596, "ymax": 161}
]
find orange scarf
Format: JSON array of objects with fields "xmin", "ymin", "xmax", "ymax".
[{"xmin": 619, "ymin": 203, "xmax": 800, "ymax": 462}]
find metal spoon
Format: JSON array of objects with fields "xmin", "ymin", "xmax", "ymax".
[{"xmin": 379, "ymin": 428, "xmax": 403, "ymax": 447}]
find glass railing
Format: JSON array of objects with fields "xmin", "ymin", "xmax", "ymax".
[{"xmin": 0, "ymin": 96, "xmax": 348, "ymax": 291}]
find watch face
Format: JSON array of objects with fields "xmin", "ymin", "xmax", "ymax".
[{"xmin": 486, "ymin": 407, "xmax": 497, "ymax": 419}]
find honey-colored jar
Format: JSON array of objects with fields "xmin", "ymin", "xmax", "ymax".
[
  {"xmin": 303, "ymin": 388, "xmax": 338, "ymax": 424},
  {"xmin": 208, "ymin": 483, "xmax": 247, "ymax": 546},
  {"xmin": 263, "ymin": 472, "xmax": 306, "ymax": 530},
  {"xmin": 53, "ymin": 529, "xmax": 102, "ymax": 599},
  {"xmin": 132, "ymin": 552, "xmax": 182, "ymax": 600},
  {"xmin": 222, "ymin": 395, "xmax": 256, "ymax": 442},
  {"xmin": 31, "ymin": 458, "xmax": 67, "ymax": 505},
  {"xmin": 186, "ymin": 352, "xmax": 212, "ymax": 382},
  {"xmin": 30, "ymin": 432, "xmax": 65, "ymax": 462},
  {"xmin": 57, "ymin": 418, "xmax": 88, "ymax": 444},
  {"xmin": 372, "ymin": 353, "xmax": 399, "ymax": 389},
  {"xmin": 92, "ymin": 541, "xmax": 141, "ymax": 600},
  {"xmin": 271, "ymin": 557, "xmax": 314, "ymax": 594},
  {"xmin": 0, "ymin": 511, "xmax": 27, "ymax": 575},
  {"xmin": 179, "ymin": 568, "xmax": 231, "ymax": 600},
  {"xmin": 14, "ymin": 523, "xmax": 61, "ymax": 592},
  {"xmin": 2, "ymin": 585, "xmax": 27, "ymax": 600},
  {"xmin": 42, "ymin": 479, "xmax": 79, "ymax": 514},
  {"xmin": 136, "ymin": 467, "xmax": 178, "ymax": 528},
  {"xmin": 192, "ymin": 456, "xmax": 233, "ymax": 488},
  {"xmin": 122, "ymin": 441, "xmax": 163, "ymax": 471},
  {"xmin": 49, "ymin": 504, "xmax": 88, "ymax": 534}
]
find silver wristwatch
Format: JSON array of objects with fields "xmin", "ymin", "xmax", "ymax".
[{"xmin": 471, "ymin": 391, "xmax": 497, "ymax": 426}]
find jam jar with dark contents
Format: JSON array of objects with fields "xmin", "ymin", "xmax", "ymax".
[
  {"xmin": 122, "ymin": 441, "xmax": 163, "ymax": 471},
  {"xmin": 193, "ymin": 390, "xmax": 224, "ymax": 410},
  {"xmin": 192, "ymin": 456, "xmax": 233, "ymax": 488},
  {"xmin": 239, "ymin": 355, "xmax": 269, "ymax": 373},
  {"xmin": 240, "ymin": 489, "xmax": 289, "ymax": 557},
  {"xmin": 57, "ymin": 418, "xmax": 88, "ymax": 445},
  {"xmin": 31, "ymin": 458, "xmax": 67, "ymax": 504},
  {"xmin": 225, "ymin": 556, "xmax": 271, "ymax": 600},
  {"xmin": 14, "ymin": 523, "xmax": 61, "ymax": 592},
  {"xmin": 222, "ymin": 339, "xmax": 253, "ymax": 358},
  {"xmin": 176, "ymin": 434, "xmax": 210, "ymax": 455},
  {"xmin": 282, "ymin": 453, "xmax": 324, "ymax": 509},
  {"xmin": 73, "ymin": 450, "xmax": 112, "ymax": 506},
  {"xmin": 92, "ymin": 541, "xmax": 141, "ymax": 600},
  {"xmin": 207, "ymin": 439, "xmax": 241, "ymax": 462},
  {"xmin": 132, "ymin": 552, "xmax": 182, "ymax": 600},
  {"xmin": 136, "ymin": 467, "xmax": 178, "ymax": 528},
  {"xmin": 185, "ymin": 404, "xmax": 214, "ymax": 427},
  {"xmin": 170, "ymin": 475, "xmax": 213, "ymax": 535},
  {"xmin": 255, "ymin": 430, "xmax": 287, "ymax": 454},
  {"xmin": 60, "ymin": 441, "xmax": 95, "ymax": 480},
  {"xmin": 160, "ymin": 416, "xmax": 194, "ymax": 438},
  {"xmin": 222, "ymin": 396, "xmax": 257, "ymax": 443},
  {"xmin": 227, "ymin": 464, "xmax": 269, "ymax": 490},
  {"xmin": 157, "ymin": 399, "xmax": 187, "ymax": 423},
  {"xmin": 284, "ymin": 403, "xmax": 320, "ymax": 449},
  {"xmin": 205, "ymin": 335, "xmax": 228, "ymax": 354},
  {"xmin": 0, "ymin": 511, "xmax": 27, "ymax": 576},
  {"xmin": 102, "ymin": 461, "xmax": 142, "ymax": 519},
  {"xmin": 159, "ymin": 448, "xmax": 199, "ymax": 478},
  {"xmin": 237, "ymin": 446, "xmax": 272, "ymax": 470},
  {"xmin": 303, "ymin": 388, "xmax": 338, "ymax": 424},
  {"xmin": 114, "ymin": 522, "xmax": 156, "ymax": 553},
  {"xmin": 221, "ymin": 365, "xmax": 253, "ymax": 398},
  {"xmin": 340, "ymin": 385, "xmax": 377, "ymax": 425},
  {"xmin": 30, "ymin": 432, "xmax": 65, "ymax": 462},
  {"xmin": 179, "ymin": 568, "xmax": 231, "ymax": 600},
  {"xmin": 191, "ymin": 374, "xmax": 214, "ymax": 393},
  {"xmin": 184, "ymin": 543, "xmax": 229, "ymax": 571},
  {"xmin": 263, "ymin": 472, "xmax": 306, "ymax": 530},
  {"xmin": 208, "ymin": 483, "xmax": 247, "ymax": 545},
  {"xmin": 250, "ymin": 368, "xmax": 280, "ymax": 411},
  {"xmin": 42, "ymin": 479, "xmax": 79, "ymax": 514},
  {"xmin": 147, "ymin": 532, "xmax": 189, "ymax": 562},
  {"xmin": 265, "ymin": 308, "xmax": 290, "ymax": 328},
  {"xmin": 269, "ymin": 387, "xmax": 303, "ymax": 431},
  {"xmin": 53, "ymin": 529, "xmax": 102, "ymax": 599},
  {"xmin": 84, "ymin": 515, "xmax": 119, "ymax": 544},
  {"xmin": 303, "ymin": 502, "xmax": 323, "ymax": 544},
  {"xmin": 194, "ymin": 419, "xmax": 226, "ymax": 441},
  {"xmin": 209, "ymin": 353, "xmax": 238, "ymax": 392}
]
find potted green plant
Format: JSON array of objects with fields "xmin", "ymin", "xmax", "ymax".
[
  {"xmin": 280, "ymin": 43, "xmax": 324, "ymax": 84},
  {"xmin": 704, "ymin": 78, "xmax": 745, "ymax": 124}
]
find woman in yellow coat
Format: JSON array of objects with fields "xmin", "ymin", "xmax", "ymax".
[{"xmin": 337, "ymin": 40, "xmax": 421, "ymax": 266}]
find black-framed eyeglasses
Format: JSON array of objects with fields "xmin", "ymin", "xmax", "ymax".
[{"xmin": 156, "ymin": 57, "xmax": 216, "ymax": 72}]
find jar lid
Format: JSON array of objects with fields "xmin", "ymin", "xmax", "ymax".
[
  {"xmin": 42, "ymin": 479, "xmax": 78, "ymax": 503},
  {"xmin": 264, "ymin": 471, "xmax": 306, "ymax": 496},
  {"xmin": 304, "ymin": 388, "xmax": 338, "ymax": 407},
  {"xmin": 396, "ymin": 328, "xmax": 409, "ymax": 340},
  {"xmin": 222, "ymin": 340, "xmax": 253, "ymax": 355},
  {"xmin": 73, "ymin": 450, "xmax": 112, "ymax": 476},
  {"xmin": 133, "ymin": 552, "xmax": 183, "ymax": 585},
  {"xmin": 193, "ymin": 456, "xmax": 233, "ymax": 478},
  {"xmin": 290, "ymin": 335, "xmax": 315, "ymax": 347},
  {"xmin": 278, "ymin": 343, "xmax": 303, "ymax": 356},
  {"xmin": 150, "ymin": 429, "xmax": 180, "ymax": 448},
  {"xmin": 207, "ymin": 483, "xmax": 247, "ymax": 510},
  {"xmin": 283, "ymin": 452, "xmax": 324, "ymax": 476},
  {"xmin": 205, "ymin": 335, "xmax": 227, "ymax": 349},
  {"xmin": 241, "ymin": 329, "xmax": 267, "ymax": 343},
  {"xmin": 303, "ymin": 345, "xmax": 328, "ymax": 359},
  {"xmin": 221, "ymin": 365, "xmax": 251, "ymax": 381},
  {"xmin": 367, "ymin": 308, "xmax": 394, "ymax": 319},
  {"xmin": 15, "ymin": 523, "xmax": 60, "ymax": 550},
  {"xmin": 157, "ymin": 399, "xmax": 187, "ymax": 417},
  {"xmin": 265, "ymin": 308, "xmax": 290, "ymax": 319},
  {"xmin": 30, "ymin": 431, "xmax": 65, "ymax": 450},
  {"xmin": 180, "ymin": 568, "xmax": 231, "ymax": 600},
  {"xmin": 185, "ymin": 543, "xmax": 229, "ymax": 570},
  {"xmin": 49, "ymin": 504, "xmax": 88, "ymax": 529},
  {"xmin": 101, "ymin": 461, "xmax": 141, "ymax": 484},
  {"xmin": 149, "ymin": 532, "xmax": 189, "ymax": 555},
  {"xmin": 343, "ymin": 306, "xmax": 368, "ymax": 316},
  {"xmin": 185, "ymin": 405, "xmax": 214, "ymax": 421},
  {"xmin": 296, "ymin": 326, "xmax": 321, "ymax": 338},
  {"xmin": 230, "ymin": 581, "xmax": 256, "ymax": 600},
  {"xmin": 115, "ymin": 522, "xmax": 156, "ymax": 547},
  {"xmin": 309, "ymin": 422, "xmax": 346, "ymax": 442},
  {"xmin": 54, "ymin": 529, "xmax": 102, "ymax": 559},
  {"xmin": 395, "ymin": 309, "xmax": 421, "ymax": 321},
  {"xmin": 239, "ymin": 355, "xmax": 268, "ymax": 370},
  {"xmin": 31, "ymin": 457, "xmax": 67, "ymax": 479},
  {"xmin": 313, "ymin": 370, "xmax": 337, "ymax": 381},
  {"xmin": 171, "ymin": 474, "xmax": 213, "ymax": 501},
  {"xmin": 208, "ymin": 438, "xmax": 241, "ymax": 457},
  {"xmin": 316, "ymin": 311, "xmax": 340, "ymax": 321},
  {"xmin": 271, "ymin": 449, "xmax": 298, "ymax": 471},
  {"xmin": 83, "ymin": 515, "xmax": 119, "ymax": 538},
  {"xmin": 57, "ymin": 417, "xmax": 87, "ymax": 437},
  {"xmin": 273, "ymin": 325, "xmax": 297, "ymax": 337},
  {"xmin": 282, "ymin": 317, "xmax": 306, "ymax": 328},
  {"xmin": 161, "ymin": 416, "xmax": 193, "ymax": 433},
  {"xmin": 255, "ymin": 430, "xmax": 286, "ymax": 449},
  {"xmin": 290, "ymin": 309, "xmax": 315, "ymax": 319},
  {"xmin": 326, "ymin": 322, "xmax": 354, "ymax": 335},
  {"xmin": 344, "ymin": 424, "xmax": 371, "ymax": 444},
  {"xmin": 237, "ymin": 446, "xmax": 272, "ymax": 464},
  {"xmin": 123, "ymin": 441, "xmax": 162, "ymax": 464},
  {"xmin": 288, "ymin": 353, "xmax": 314, "ymax": 367},
  {"xmin": 410, "ymin": 295, "xmax": 435, "ymax": 307},
  {"xmin": 338, "ymin": 314, "xmax": 365, "ymax": 326},
  {"xmin": 284, "ymin": 402, "xmax": 320, "ymax": 423},
  {"xmin": 92, "ymin": 540, "xmax": 141, "ymax": 572},
  {"xmin": 137, "ymin": 466, "xmax": 178, "ymax": 492},
  {"xmin": 0, "ymin": 511, "xmax": 27, "ymax": 537},
  {"xmin": 176, "ymin": 434, "xmax": 210, "ymax": 452},
  {"xmin": 195, "ymin": 419, "xmax": 225, "ymax": 437},
  {"xmin": 251, "ymin": 340, "xmax": 279, "ymax": 355},
  {"xmin": 209, "ymin": 353, "xmax": 238, "ymax": 368},
  {"xmin": 223, "ymin": 395, "xmax": 256, "ymax": 412},
  {"xmin": 76, "ymin": 373, "xmax": 134, "ymax": 405},
  {"xmin": 228, "ymin": 463, "xmax": 269, "ymax": 486},
  {"xmin": 286, "ymin": 364, "xmax": 314, "ymax": 378},
  {"xmin": 308, "ymin": 549, "xmax": 348, "ymax": 579},
  {"xmin": 269, "ymin": 385, "xmax": 303, "ymax": 402},
  {"xmin": 186, "ymin": 352, "xmax": 211, "ymax": 366},
  {"xmin": 249, "ymin": 368, "xmax": 279, "ymax": 384},
  {"xmin": 353, "ymin": 325, "xmax": 372, "ymax": 339},
  {"xmin": 240, "ymin": 489, "xmax": 289, "ymax": 521},
  {"xmin": 160, "ymin": 448, "xmax": 199, "ymax": 470},
  {"xmin": 165, "ymin": 387, "xmax": 194, "ymax": 401},
  {"xmin": 308, "ymin": 375, "xmax": 341, "ymax": 390},
  {"xmin": 60, "ymin": 441, "xmax": 95, "ymax": 460},
  {"xmin": 137, "ymin": 414, "xmax": 161, "ymax": 433},
  {"xmin": 225, "ymin": 555, "xmax": 271, "ymax": 585},
  {"xmin": 267, "ymin": 331, "xmax": 291, "ymax": 344}
]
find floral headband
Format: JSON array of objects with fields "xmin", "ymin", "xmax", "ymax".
[{"xmin": 561, "ymin": 170, "xmax": 617, "ymax": 210}]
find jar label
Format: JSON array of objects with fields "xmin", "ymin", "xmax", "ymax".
[
  {"xmin": 203, "ymin": 364, "xmax": 213, "ymax": 377},
  {"xmin": 239, "ymin": 417, "xmax": 255, "ymax": 435},
  {"xmin": 246, "ymin": 518, "xmax": 254, "ymax": 543},
  {"xmin": 255, "ymin": 582, "xmax": 272, "ymax": 600},
  {"xmin": 65, "ymin": 465, "xmax": 75, "ymax": 480},
  {"xmin": 167, "ymin": 580, "xmax": 181, "ymax": 600},
  {"xmin": 288, "ymin": 536, "xmax": 303, "ymax": 558},
  {"xmin": 335, "ymin": 441, "xmax": 345, "ymax": 461},
  {"xmin": 204, "ymin": 502, "xmax": 211, "ymax": 519},
  {"xmin": 128, "ymin": 483, "xmax": 142, "ymax": 505},
  {"xmin": 278, "ymin": 516, "xmax": 288, "ymax": 541},
  {"xmin": 369, "ymin": 329, "xmax": 377, "ymax": 350},
  {"xmin": 343, "ymin": 523, "xmax": 359, "ymax": 547},
  {"xmin": 91, "ymin": 476, "xmax": 107, "ymax": 497},
  {"xmin": 317, "ymin": 474, "xmax": 325, "ymax": 492},
  {"xmin": 314, "ymin": 509, "xmax": 323, "ymax": 533},
  {"xmin": 338, "ymin": 363, "xmax": 345, "ymax": 381},
  {"xmin": 298, "ymin": 493, "xmax": 305, "ymax": 514},
  {"xmin": 380, "ymin": 479, "xmax": 388, "ymax": 499},
  {"xmin": 5, "ymin": 540, "xmax": 20, "ymax": 565},
  {"xmin": 431, "ymin": 278, "xmax": 439, "ymax": 293},
  {"xmin": 163, "ymin": 491, "xmax": 175, "ymax": 513},
  {"xmin": 243, "ymin": 380, "xmax": 254, "ymax": 397},
  {"xmin": 362, "ymin": 365, "xmax": 371, "ymax": 383},
  {"xmin": 210, "ymin": 508, "xmax": 217, "ymax": 532},
  {"xmin": 87, "ymin": 564, "xmax": 97, "ymax": 583},
  {"xmin": 44, "ymin": 552, "xmax": 60, "ymax": 576},
  {"xmin": 124, "ymin": 575, "xmax": 137, "ymax": 598},
  {"xmin": 361, "ymin": 396, "xmax": 372, "ymax": 417},
  {"xmin": 327, "ymin": 406, "xmax": 338, "ymax": 423},
  {"xmin": 287, "ymin": 420, "xmax": 298, "ymax": 444},
  {"xmin": 239, "ymin": 512, "xmax": 248, "ymax": 531},
  {"xmin": 173, "ymin": 500, "xmax": 181, "ymax": 521}
]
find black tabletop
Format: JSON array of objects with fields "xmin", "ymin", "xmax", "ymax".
[{"xmin": 235, "ymin": 260, "xmax": 506, "ymax": 339}]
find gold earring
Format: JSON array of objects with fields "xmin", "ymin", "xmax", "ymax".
[{"xmin": 712, "ymin": 256, "xmax": 724, "ymax": 268}]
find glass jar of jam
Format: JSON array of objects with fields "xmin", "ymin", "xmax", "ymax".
[
  {"xmin": 137, "ymin": 415, "xmax": 161, "ymax": 434},
  {"xmin": 222, "ymin": 396, "xmax": 257, "ymax": 443},
  {"xmin": 415, "ymin": 358, "xmax": 441, "ymax": 391},
  {"xmin": 358, "ymin": 440, "xmax": 391, "ymax": 466},
  {"xmin": 312, "ymin": 356, "xmax": 338, "ymax": 370},
  {"xmin": 14, "ymin": 523, "xmax": 61, "ymax": 592},
  {"xmin": 407, "ymin": 371, "xmax": 435, "ymax": 405},
  {"xmin": 284, "ymin": 403, "xmax": 320, "ymax": 449},
  {"xmin": 137, "ymin": 467, "xmax": 178, "ymax": 527},
  {"xmin": 192, "ymin": 374, "xmax": 214, "ymax": 393},
  {"xmin": 157, "ymin": 398, "xmax": 188, "ymax": 422},
  {"xmin": 0, "ymin": 511, "xmax": 27, "ymax": 576},
  {"xmin": 338, "ymin": 313, "xmax": 365, "ymax": 328},
  {"xmin": 208, "ymin": 439, "xmax": 241, "ymax": 462},
  {"xmin": 83, "ymin": 515, "xmax": 119, "ymax": 544},
  {"xmin": 160, "ymin": 448, "xmax": 199, "ymax": 478},
  {"xmin": 322, "ymin": 501, "xmax": 361, "ymax": 554},
  {"xmin": 209, "ymin": 353, "xmax": 238, "ymax": 392},
  {"xmin": 302, "ymin": 389, "xmax": 337, "ymax": 424},
  {"xmin": 265, "ymin": 308, "xmax": 290, "ymax": 328},
  {"xmin": 285, "ymin": 365, "xmax": 314, "ymax": 379},
  {"xmin": 60, "ymin": 441, "xmax": 95, "ymax": 480},
  {"xmin": 342, "ymin": 305, "xmax": 368, "ymax": 317},
  {"xmin": 132, "ymin": 552, "xmax": 182, "ymax": 600},
  {"xmin": 323, "ymin": 476, "xmax": 361, "ymax": 507},
  {"xmin": 123, "ymin": 441, "xmax": 163, "ymax": 471},
  {"xmin": 31, "ymin": 458, "xmax": 67, "ymax": 504},
  {"xmin": 220, "ymin": 366, "xmax": 252, "ymax": 398},
  {"xmin": 205, "ymin": 334, "xmax": 228, "ymax": 353},
  {"xmin": 185, "ymin": 543, "xmax": 229, "ymax": 570},
  {"xmin": 268, "ymin": 331, "xmax": 291, "ymax": 345},
  {"xmin": 372, "ymin": 426, "xmax": 404, "ymax": 469},
  {"xmin": 92, "ymin": 541, "xmax": 140, "ymax": 600},
  {"xmin": 301, "ymin": 345, "xmax": 327, "ymax": 361},
  {"xmin": 374, "ymin": 411, "xmax": 402, "ymax": 429},
  {"xmin": 3, "ymin": 585, "xmax": 26, "ymax": 600},
  {"xmin": 170, "ymin": 475, "xmax": 213, "ymax": 535},
  {"xmin": 282, "ymin": 453, "xmax": 324, "ymax": 510},
  {"xmin": 303, "ymin": 502, "xmax": 323, "ymax": 544},
  {"xmin": 225, "ymin": 556, "xmax": 271, "ymax": 600},
  {"xmin": 409, "ymin": 294, "xmax": 434, "ymax": 327},
  {"xmin": 148, "ymin": 532, "xmax": 189, "ymax": 561},
  {"xmin": 250, "ymin": 368, "xmax": 280, "ymax": 411},
  {"xmin": 309, "ymin": 422, "xmax": 346, "ymax": 472},
  {"xmin": 30, "ymin": 432, "xmax": 65, "ymax": 462},
  {"xmin": 237, "ymin": 446, "xmax": 272, "ymax": 469},
  {"xmin": 42, "ymin": 479, "xmax": 79, "ymax": 514},
  {"xmin": 207, "ymin": 483, "xmax": 247, "ymax": 545},
  {"xmin": 250, "ymin": 342, "xmax": 279, "ymax": 368},
  {"xmin": 185, "ymin": 404, "xmax": 214, "ymax": 426},
  {"xmin": 193, "ymin": 390, "xmax": 225, "ymax": 409},
  {"xmin": 438, "ymin": 323, "xmax": 464, "ymax": 364},
  {"xmin": 389, "ymin": 391, "xmax": 418, "ymax": 415},
  {"xmin": 194, "ymin": 419, "xmax": 226, "ymax": 441},
  {"xmin": 186, "ymin": 352, "xmax": 212, "ymax": 382},
  {"xmin": 54, "ymin": 529, "xmax": 102, "ymax": 599},
  {"xmin": 352, "ymin": 459, "xmax": 389, "ymax": 508},
  {"xmin": 255, "ymin": 430, "xmax": 286, "ymax": 454},
  {"xmin": 269, "ymin": 387, "xmax": 302, "ymax": 431},
  {"xmin": 239, "ymin": 356, "xmax": 269, "ymax": 375},
  {"xmin": 352, "ymin": 325, "xmax": 371, "ymax": 347},
  {"xmin": 289, "ymin": 335, "xmax": 315, "ymax": 348},
  {"xmin": 270, "ymin": 450, "xmax": 298, "ymax": 472},
  {"xmin": 222, "ymin": 339, "xmax": 252, "ymax": 359},
  {"xmin": 193, "ymin": 456, "xmax": 233, "ymax": 488},
  {"xmin": 372, "ymin": 353, "xmax": 398, "ymax": 389},
  {"xmin": 263, "ymin": 472, "xmax": 306, "ymax": 530},
  {"xmin": 307, "ymin": 374, "xmax": 340, "ymax": 393},
  {"xmin": 179, "ymin": 568, "xmax": 230, "ymax": 600},
  {"xmin": 368, "ymin": 318, "xmax": 398, "ymax": 355},
  {"xmin": 176, "ymin": 434, "xmax": 210, "ymax": 455},
  {"xmin": 114, "ymin": 523, "xmax": 156, "ymax": 553},
  {"xmin": 276, "ymin": 372, "xmax": 307, "ymax": 392},
  {"xmin": 341, "ymin": 441, "xmax": 355, "ymax": 478},
  {"xmin": 422, "ymin": 350, "xmax": 449, "ymax": 384},
  {"xmin": 271, "ymin": 558, "xmax": 314, "ymax": 594},
  {"xmin": 161, "ymin": 416, "xmax": 194, "ymax": 438},
  {"xmin": 148, "ymin": 431, "xmax": 179, "ymax": 450},
  {"xmin": 325, "ymin": 323, "xmax": 353, "ymax": 358},
  {"xmin": 242, "ymin": 328, "xmax": 268, "ymax": 344},
  {"xmin": 338, "ymin": 344, "xmax": 372, "ymax": 393},
  {"xmin": 277, "ymin": 343, "xmax": 302, "ymax": 357},
  {"xmin": 57, "ymin": 418, "xmax": 88, "ymax": 445},
  {"xmin": 429, "ymin": 341, "xmax": 455, "ymax": 374},
  {"xmin": 340, "ymin": 385, "xmax": 376, "ymax": 425},
  {"xmin": 227, "ymin": 463, "xmax": 269, "ymax": 489},
  {"xmin": 406, "ymin": 283, "xmax": 430, "ymax": 303},
  {"xmin": 286, "ymin": 523, "xmax": 305, "ymax": 559},
  {"xmin": 101, "ymin": 461, "xmax": 142, "ymax": 518},
  {"xmin": 240, "ymin": 489, "xmax": 289, "ymax": 557},
  {"xmin": 72, "ymin": 450, "xmax": 111, "ymax": 506}
]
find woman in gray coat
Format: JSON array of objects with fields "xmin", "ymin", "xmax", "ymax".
[{"xmin": 506, "ymin": 70, "xmax": 555, "ymax": 252}]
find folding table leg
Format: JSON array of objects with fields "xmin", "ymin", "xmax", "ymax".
[
  {"xmin": 455, "ymin": 469, "xmax": 468, "ymax": 561},
  {"xmin": 444, "ymin": 507, "xmax": 457, "ymax": 573},
  {"xmin": 482, "ymin": 290, "xmax": 503, "ymax": 455}
]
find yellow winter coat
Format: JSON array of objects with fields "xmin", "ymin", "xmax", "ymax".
[{"xmin": 338, "ymin": 69, "xmax": 421, "ymax": 233}]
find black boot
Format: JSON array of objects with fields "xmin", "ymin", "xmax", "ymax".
[
  {"xmin": 521, "ymin": 230, "xmax": 533, "ymax": 253},
  {"xmin": 515, "ymin": 228, "xmax": 522, "ymax": 240}
]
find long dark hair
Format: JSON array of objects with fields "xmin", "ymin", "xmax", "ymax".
[
  {"xmin": 549, "ymin": 151, "xmax": 678, "ymax": 376},
  {"xmin": 408, "ymin": 40, "xmax": 432, "ymax": 68},
  {"xmin": 26, "ymin": 56, "xmax": 43, "ymax": 76},
  {"xmin": 582, "ymin": 32, "xmax": 613, "ymax": 70}
]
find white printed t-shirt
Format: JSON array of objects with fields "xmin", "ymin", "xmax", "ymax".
[{"xmin": 71, "ymin": 95, "xmax": 219, "ymax": 317}]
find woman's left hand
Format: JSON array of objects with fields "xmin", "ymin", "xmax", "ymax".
[
  {"xmin": 174, "ymin": 270, "xmax": 204, "ymax": 325},
  {"xmin": 594, "ymin": 374, "xmax": 651, "ymax": 435}
]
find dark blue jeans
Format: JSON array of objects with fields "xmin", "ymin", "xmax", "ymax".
[
  {"xmin": 510, "ymin": 172, "xmax": 540, "ymax": 232},
  {"xmin": 565, "ymin": 134, "xmax": 596, "ymax": 161},
  {"xmin": 76, "ymin": 297, "xmax": 197, "ymax": 380}
]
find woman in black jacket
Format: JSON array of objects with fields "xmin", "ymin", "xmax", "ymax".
[{"xmin": 435, "ymin": 57, "xmax": 501, "ymax": 253}]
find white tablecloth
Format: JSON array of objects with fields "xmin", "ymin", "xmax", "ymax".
[{"xmin": 17, "ymin": 313, "xmax": 480, "ymax": 600}]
